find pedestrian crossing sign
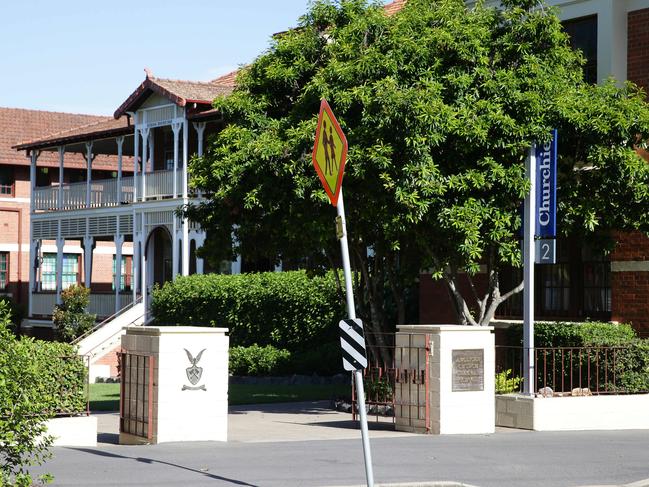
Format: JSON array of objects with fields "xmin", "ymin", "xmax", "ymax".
[{"xmin": 312, "ymin": 98, "xmax": 348, "ymax": 207}]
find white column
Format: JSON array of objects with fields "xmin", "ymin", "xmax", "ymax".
[
  {"xmin": 55, "ymin": 233, "xmax": 64, "ymax": 304},
  {"xmin": 132, "ymin": 229, "xmax": 139, "ymax": 304},
  {"xmin": 182, "ymin": 119, "xmax": 189, "ymax": 199},
  {"xmin": 28, "ymin": 150, "xmax": 39, "ymax": 317},
  {"xmin": 148, "ymin": 129, "xmax": 155, "ymax": 171},
  {"xmin": 133, "ymin": 128, "xmax": 140, "ymax": 202},
  {"xmin": 193, "ymin": 122, "xmax": 206, "ymax": 199},
  {"xmin": 598, "ymin": 0, "xmax": 627, "ymax": 84},
  {"xmin": 114, "ymin": 234, "xmax": 124, "ymax": 315},
  {"xmin": 141, "ymin": 127, "xmax": 150, "ymax": 201},
  {"xmin": 141, "ymin": 223, "xmax": 148, "ymax": 318},
  {"xmin": 172, "ymin": 218, "xmax": 178, "ymax": 279},
  {"xmin": 85, "ymin": 142, "xmax": 93, "ymax": 208},
  {"xmin": 181, "ymin": 119, "xmax": 190, "ymax": 275},
  {"xmin": 193, "ymin": 122, "xmax": 206, "ymax": 157},
  {"xmin": 28, "ymin": 240, "xmax": 38, "ymax": 316},
  {"xmin": 116, "ymin": 136, "xmax": 124, "ymax": 204},
  {"xmin": 83, "ymin": 235, "xmax": 94, "ymax": 291},
  {"xmin": 58, "ymin": 146, "xmax": 64, "ymax": 210},
  {"xmin": 171, "ymin": 122, "xmax": 181, "ymax": 199},
  {"xmin": 523, "ymin": 146, "xmax": 536, "ymax": 395}
]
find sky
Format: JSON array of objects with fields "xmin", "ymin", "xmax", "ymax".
[{"xmin": 0, "ymin": 0, "xmax": 319, "ymax": 116}]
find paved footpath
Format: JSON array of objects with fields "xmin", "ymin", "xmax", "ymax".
[{"xmin": 33, "ymin": 401, "xmax": 649, "ymax": 487}]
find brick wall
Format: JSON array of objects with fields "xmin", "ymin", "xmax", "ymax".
[
  {"xmin": 419, "ymin": 272, "xmax": 489, "ymax": 325},
  {"xmin": 611, "ymin": 231, "xmax": 649, "ymax": 334},
  {"xmin": 628, "ymin": 8, "xmax": 649, "ymax": 94},
  {"xmin": 94, "ymin": 345, "xmax": 121, "ymax": 377}
]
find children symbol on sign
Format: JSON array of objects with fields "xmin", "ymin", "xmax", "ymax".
[{"xmin": 322, "ymin": 120, "xmax": 338, "ymax": 176}]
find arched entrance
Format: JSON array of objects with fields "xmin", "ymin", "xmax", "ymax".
[{"xmin": 145, "ymin": 226, "xmax": 173, "ymax": 289}]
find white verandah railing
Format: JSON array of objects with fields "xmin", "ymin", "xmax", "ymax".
[
  {"xmin": 32, "ymin": 169, "xmax": 184, "ymax": 211},
  {"xmin": 32, "ymin": 292, "xmax": 135, "ymax": 318}
]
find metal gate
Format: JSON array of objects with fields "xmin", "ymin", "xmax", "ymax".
[
  {"xmin": 352, "ymin": 333, "xmax": 430, "ymax": 431},
  {"xmin": 119, "ymin": 351, "xmax": 155, "ymax": 440}
]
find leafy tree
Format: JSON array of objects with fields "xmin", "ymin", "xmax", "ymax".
[
  {"xmin": 0, "ymin": 302, "xmax": 53, "ymax": 487},
  {"xmin": 52, "ymin": 285, "xmax": 96, "ymax": 342},
  {"xmin": 189, "ymin": 0, "xmax": 649, "ymax": 332}
]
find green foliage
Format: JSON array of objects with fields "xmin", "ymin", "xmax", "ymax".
[
  {"xmin": 365, "ymin": 377, "xmax": 393, "ymax": 402},
  {"xmin": 505, "ymin": 321, "xmax": 637, "ymax": 347},
  {"xmin": 189, "ymin": 0, "xmax": 649, "ymax": 328},
  {"xmin": 0, "ymin": 297, "xmax": 24, "ymax": 333},
  {"xmin": 52, "ymin": 285, "xmax": 96, "ymax": 342},
  {"xmin": 229, "ymin": 345, "xmax": 291, "ymax": 376},
  {"xmin": 506, "ymin": 321, "xmax": 649, "ymax": 393},
  {"xmin": 495, "ymin": 369, "xmax": 522, "ymax": 394},
  {"xmin": 0, "ymin": 300, "xmax": 83, "ymax": 486},
  {"xmin": 290, "ymin": 342, "xmax": 342, "ymax": 376},
  {"xmin": 151, "ymin": 271, "xmax": 344, "ymax": 353},
  {"xmin": 614, "ymin": 340, "xmax": 649, "ymax": 392}
]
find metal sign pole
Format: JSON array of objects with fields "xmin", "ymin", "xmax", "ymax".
[
  {"xmin": 336, "ymin": 188, "xmax": 375, "ymax": 487},
  {"xmin": 523, "ymin": 146, "xmax": 536, "ymax": 395}
]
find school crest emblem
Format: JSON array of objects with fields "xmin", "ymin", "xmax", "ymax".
[{"xmin": 182, "ymin": 348, "xmax": 207, "ymax": 391}]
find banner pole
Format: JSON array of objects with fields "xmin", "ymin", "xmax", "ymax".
[
  {"xmin": 336, "ymin": 188, "xmax": 375, "ymax": 487},
  {"xmin": 523, "ymin": 146, "xmax": 536, "ymax": 395}
]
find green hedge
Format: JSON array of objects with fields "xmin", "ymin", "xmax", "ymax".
[
  {"xmin": 229, "ymin": 345, "xmax": 291, "ymax": 376},
  {"xmin": 151, "ymin": 271, "xmax": 345, "ymax": 354},
  {"xmin": 504, "ymin": 321, "xmax": 649, "ymax": 393},
  {"xmin": 505, "ymin": 321, "xmax": 637, "ymax": 347}
]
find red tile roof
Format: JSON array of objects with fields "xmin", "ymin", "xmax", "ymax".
[
  {"xmin": 384, "ymin": 0, "xmax": 406, "ymax": 15},
  {"xmin": 210, "ymin": 69, "xmax": 239, "ymax": 87},
  {"xmin": 114, "ymin": 75, "xmax": 235, "ymax": 119},
  {"xmin": 14, "ymin": 117, "xmax": 132, "ymax": 153},
  {"xmin": 0, "ymin": 107, "xmax": 122, "ymax": 170}
]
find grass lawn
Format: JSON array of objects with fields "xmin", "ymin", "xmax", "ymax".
[{"xmin": 90, "ymin": 382, "xmax": 350, "ymax": 412}]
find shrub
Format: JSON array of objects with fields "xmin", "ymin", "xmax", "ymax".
[
  {"xmin": 290, "ymin": 342, "xmax": 342, "ymax": 376},
  {"xmin": 0, "ymin": 297, "xmax": 24, "ymax": 333},
  {"xmin": 505, "ymin": 321, "xmax": 637, "ymax": 347},
  {"xmin": 504, "ymin": 321, "xmax": 649, "ymax": 393},
  {"xmin": 0, "ymin": 302, "xmax": 50, "ymax": 487},
  {"xmin": 495, "ymin": 369, "xmax": 522, "ymax": 394},
  {"xmin": 53, "ymin": 285, "xmax": 96, "ymax": 342},
  {"xmin": 229, "ymin": 345, "xmax": 291, "ymax": 376},
  {"xmin": 151, "ymin": 271, "xmax": 344, "ymax": 354}
]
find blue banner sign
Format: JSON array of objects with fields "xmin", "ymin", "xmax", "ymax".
[{"xmin": 535, "ymin": 130, "xmax": 557, "ymax": 238}]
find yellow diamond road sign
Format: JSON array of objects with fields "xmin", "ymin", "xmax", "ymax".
[{"xmin": 312, "ymin": 99, "xmax": 348, "ymax": 206}]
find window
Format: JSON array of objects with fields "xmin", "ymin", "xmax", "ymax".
[
  {"xmin": 41, "ymin": 253, "xmax": 79, "ymax": 291},
  {"xmin": 497, "ymin": 239, "xmax": 611, "ymax": 321},
  {"xmin": 0, "ymin": 253, "xmax": 8, "ymax": 290},
  {"xmin": 539, "ymin": 263, "xmax": 571, "ymax": 314},
  {"xmin": 563, "ymin": 15, "xmax": 598, "ymax": 84},
  {"xmin": 582, "ymin": 246, "xmax": 611, "ymax": 315},
  {"xmin": 112, "ymin": 255, "xmax": 132, "ymax": 291},
  {"xmin": 0, "ymin": 167, "xmax": 14, "ymax": 196}
]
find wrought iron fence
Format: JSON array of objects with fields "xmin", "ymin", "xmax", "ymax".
[
  {"xmin": 351, "ymin": 332, "xmax": 430, "ymax": 430},
  {"xmin": 496, "ymin": 345, "xmax": 649, "ymax": 396}
]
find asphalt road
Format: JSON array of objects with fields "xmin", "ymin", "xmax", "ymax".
[{"xmin": 33, "ymin": 429, "xmax": 649, "ymax": 487}]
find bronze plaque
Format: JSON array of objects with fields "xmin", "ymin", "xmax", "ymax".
[{"xmin": 452, "ymin": 349, "xmax": 484, "ymax": 392}]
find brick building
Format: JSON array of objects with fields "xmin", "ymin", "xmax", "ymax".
[
  {"xmin": 0, "ymin": 108, "xmax": 131, "ymax": 324},
  {"xmin": 13, "ymin": 72, "xmax": 234, "ymax": 338},
  {"xmin": 415, "ymin": 0, "xmax": 649, "ymax": 334}
]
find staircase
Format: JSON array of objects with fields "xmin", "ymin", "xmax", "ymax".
[{"xmin": 73, "ymin": 299, "xmax": 145, "ymax": 381}]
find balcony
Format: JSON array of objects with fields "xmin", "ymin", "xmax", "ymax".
[
  {"xmin": 33, "ymin": 169, "xmax": 185, "ymax": 212},
  {"xmin": 32, "ymin": 292, "xmax": 135, "ymax": 318}
]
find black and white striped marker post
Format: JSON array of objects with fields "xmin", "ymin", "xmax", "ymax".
[{"xmin": 339, "ymin": 318, "xmax": 367, "ymax": 371}]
